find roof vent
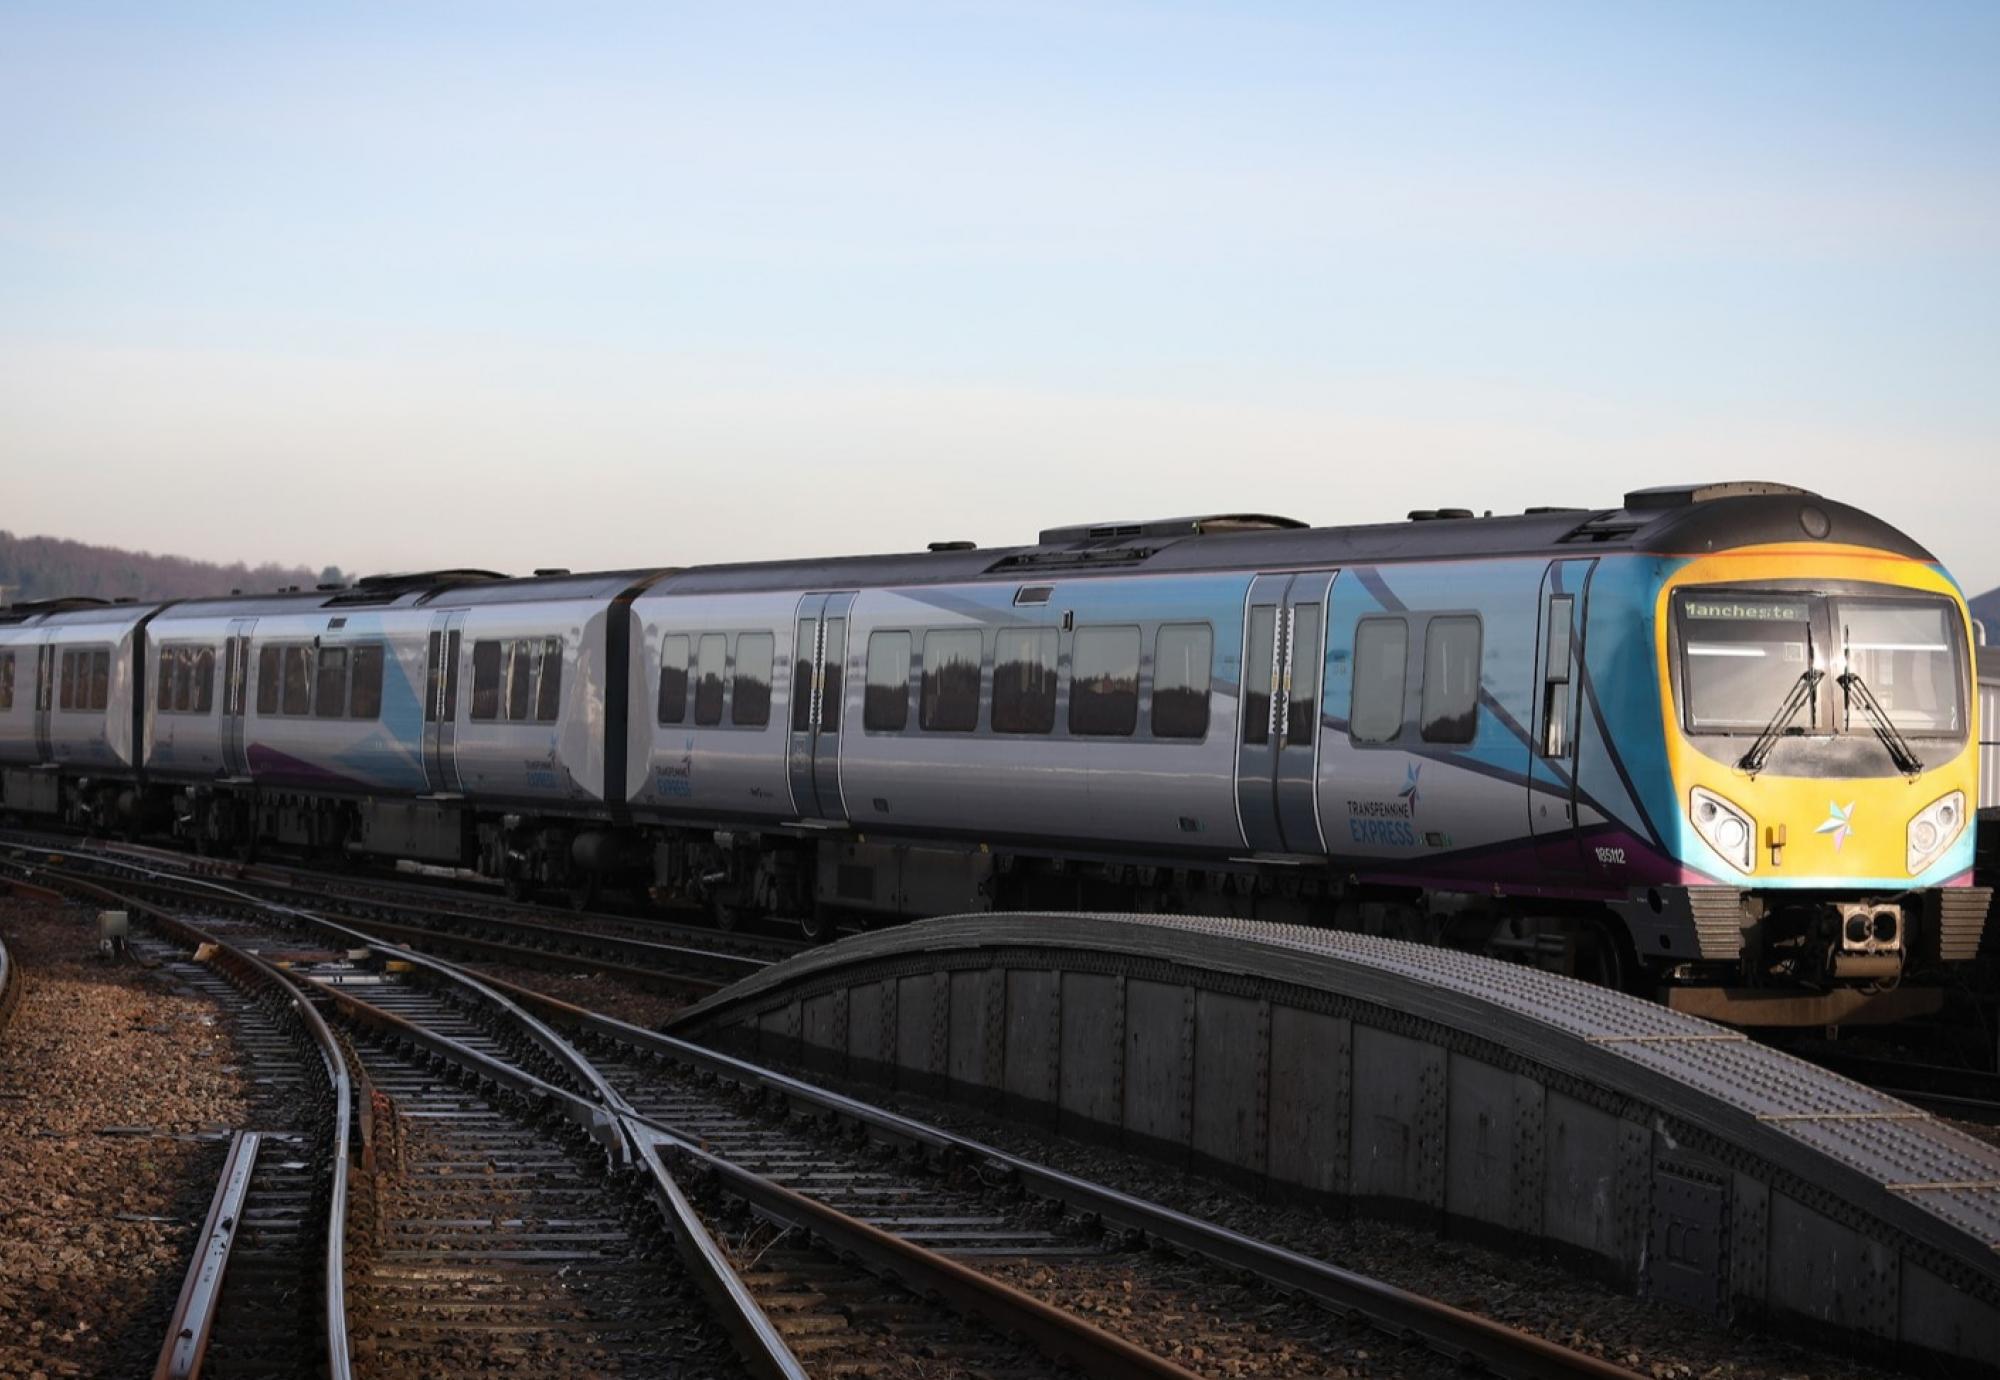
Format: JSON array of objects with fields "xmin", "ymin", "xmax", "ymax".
[
  {"xmin": 532, "ymin": 567, "xmax": 571, "ymax": 577},
  {"xmin": 927, "ymin": 541, "xmax": 977, "ymax": 552},
  {"xmin": 325, "ymin": 569, "xmax": 508, "ymax": 607},
  {"xmin": 315, "ymin": 581, "xmax": 346, "ymax": 591},
  {"xmin": 1408, "ymin": 508, "xmax": 1475, "ymax": 521},
  {"xmin": 1036, "ymin": 513, "xmax": 1305, "ymax": 546},
  {"xmin": 1623, "ymin": 482, "xmax": 1813, "ymax": 511}
]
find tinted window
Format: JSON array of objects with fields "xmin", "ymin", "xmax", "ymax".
[
  {"xmin": 1350, "ymin": 618, "xmax": 1408, "ymax": 743},
  {"xmin": 920, "ymin": 628, "xmax": 983, "ymax": 732},
  {"xmin": 992, "ymin": 628, "xmax": 1057, "ymax": 734},
  {"xmin": 470, "ymin": 640, "xmax": 503, "ymax": 720},
  {"xmin": 821, "ymin": 619, "xmax": 845, "ymax": 733},
  {"xmin": 0, "ymin": 652, "xmax": 12, "ymax": 711},
  {"xmin": 90, "ymin": 650, "xmax": 109, "ymax": 710},
  {"xmin": 1421, "ymin": 616, "xmax": 1481, "ymax": 743},
  {"xmin": 424, "ymin": 631, "xmax": 443, "ymax": 723},
  {"xmin": 1070, "ymin": 626, "xmax": 1140, "ymax": 736},
  {"xmin": 282, "ymin": 646, "xmax": 312, "ymax": 716},
  {"xmin": 350, "ymin": 645, "xmax": 384, "ymax": 719},
  {"xmin": 57, "ymin": 653, "xmax": 73, "ymax": 711},
  {"xmin": 257, "ymin": 645, "xmax": 280, "ymax": 715},
  {"xmin": 792, "ymin": 619, "xmax": 817, "ymax": 732},
  {"xmin": 536, "ymin": 637, "xmax": 562, "ymax": 722},
  {"xmin": 658, "ymin": 634, "xmax": 689, "ymax": 724},
  {"xmin": 733, "ymin": 632, "xmax": 774, "ymax": 726},
  {"xmin": 192, "ymin": 646, "xmax": 215, "ymax": 713},
  {"xmin": 315, "ymin": 647, "xmax": 349, "ymax": 718},
  {"xmin": 1242, "ymin": 606, "xmax": 1275, "ymax": 745},
  {"xmin": 694, "ymin": 633, "xmax": 726, "ymax": 726},
  {"xmin": 1287, "ymin": 606, "xmax": 1322, "ymax": 745},
  {"xmin": 506, "ymin": 639, "xmax": 533, "ymax": 721},
  {"xmin": 1152, "ymin": 624, "xmax": 1211, "ymax": 739},
  {"xmin": 157, "ymin": 648, "xmax": 174, "ymax": 711},
  {"xmin": 442, "ymin": 630, "xmax": 460, "ymax": 722},
  {"xmin": 177, "ymin": 647, "xmax": 197, "ymax": 711},
  {"xmin": 864, "ymin": 631, "xmax": 911, "ymax": 731}
]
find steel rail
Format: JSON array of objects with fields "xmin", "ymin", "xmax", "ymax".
[
  {"xmin": 153, "ymin": 1131, "xmax": 262, "ymax": 1380},
  {"xmin": 484, "ymin": 974, "xmax": 1646, "ymax": 1380},
  {"xmin": 0, "ymin": 928, "xmax": 20, "ymax": 1034},
  {"xmin": 27, "ymin": 849, "xmax": 1642, "ymax": 1380},
  {"xmin": 4, "ymin": 864, "xmax": 354, "ymax": 1380}
]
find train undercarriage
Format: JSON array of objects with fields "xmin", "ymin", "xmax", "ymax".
[{"xmin": 4, "ymin": 769, "xmax": 1992, "ymax": 1033}]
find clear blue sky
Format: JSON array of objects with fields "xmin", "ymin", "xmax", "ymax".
[{"xmin": 3, "ymin": 2, "xmax": 1996, "ymax": 594}]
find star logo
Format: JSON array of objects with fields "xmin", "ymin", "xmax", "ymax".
[
  {"xmin": 1398, "ymin": 763, "xmax": 1422, "ymax": 813},
  {"xmin": 1815, "ymin": 801, "xmax": 1856, "ymax": 851}
]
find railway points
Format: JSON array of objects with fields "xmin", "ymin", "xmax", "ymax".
[{"xmin": 2, "ymin": 847, "xmax": 1694, "ymax": 1378}]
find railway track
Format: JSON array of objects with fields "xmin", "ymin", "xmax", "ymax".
[
  {"xmin": 0, "ymin": 833, "xmax": 784, "ymax": 997},
  {"xmin": 9, "ymin": 852, "xmax": 1642, "ymax": 1380}
]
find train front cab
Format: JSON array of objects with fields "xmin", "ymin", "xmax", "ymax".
[{"xmin": 1636, "ymin": 545, "xmax": 1986, "ymax": 1025}]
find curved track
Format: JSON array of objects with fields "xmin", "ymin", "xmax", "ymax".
[{"xmin": 13, "ymin": 846, "xmax": 1641, "ymax": 1380}]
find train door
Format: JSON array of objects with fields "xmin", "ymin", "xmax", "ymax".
[
  {"xmin": 788, "ymin": 592, "xmax": 854, "ymax": 819},
  {"xmin": 220, "ymin": 617, "xmax": 256, "ymax": 777},
  {"xmin": 1529, "ymin": 558, "xmax": 1597, "ymax": 872},
  {"xmin": 32, "ymin": 643, "xmax": 53, "ymax": 761},
  {"xmin": 1235, "ymin": 571, "xmax": 1337, "ymax": 854},
  {"xmin": 422, "ymin": 611, "xmax": 467, "ymax": 793}
]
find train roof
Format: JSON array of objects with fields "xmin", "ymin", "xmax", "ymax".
[
  {"xmin": 0, "ymin": 484, "xmax": 1940, "ymax": 619},
  {"xmin": 637, "ymin": 482, "xmax": 1934, "ymax": 597}
]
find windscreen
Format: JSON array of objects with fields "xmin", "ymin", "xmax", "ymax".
[
  {"xmin": 1679, "ymin": 595, "xmax": 1816, "ymax": 734},
  {"xmin": 1838, "ymin": 600, "xmax": 1962, "ymax": 734}
]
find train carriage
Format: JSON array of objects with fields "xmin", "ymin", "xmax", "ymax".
[
  {"xmin": 0, "ymin": 480, "xmax": 1986, "ymax": 1024},
  {"xmin": 0, "ymin": 598, "xmax": 159, "ymax": 823}
]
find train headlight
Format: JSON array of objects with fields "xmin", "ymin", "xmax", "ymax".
[
  {"xmin": 1690, "ymin": 786, "xmax": 1755, "ymax": 874},
  {"xmin": 1907, "ymin": 791, "xmax": 1966, "ymax": 875}
]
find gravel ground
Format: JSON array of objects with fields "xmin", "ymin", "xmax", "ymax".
[
  {"xmin": 0, "ymin": 897, "xmax": 251, "ymax": 1380},
  {"xmin": 773, "ymin": 1062, "xmax": 1909, "ymax": 1380},
  {"xmin": 458, "ymin": 960, "xmax": 692, "ymax": 1029}
]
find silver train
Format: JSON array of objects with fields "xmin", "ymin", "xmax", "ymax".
[{"xmin": 1, "ymin": 485, "xmax": 1991, "ymax": 1023}]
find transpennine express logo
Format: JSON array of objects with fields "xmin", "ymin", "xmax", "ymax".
[
  {"xmin": 1398, "ymin": 762, "xmax": 1422, "ymax": 812},
  {"xmin": 1815, "ymin": 800, "xmax": 1856, "ymax": 851}
]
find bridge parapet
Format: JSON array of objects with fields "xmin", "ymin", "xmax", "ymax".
[{"xmin": 671, "ymin": 912, "xmax": 2000, "ymax": 1371}]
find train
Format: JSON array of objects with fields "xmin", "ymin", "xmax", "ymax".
[{"xmin": 0, "ymin": 480, "xmax": 1989, "ymax": 1026}]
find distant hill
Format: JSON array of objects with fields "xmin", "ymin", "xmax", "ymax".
[{"xmin": 0, "ymin": 531, "xmax": 342, "ymax": 606}]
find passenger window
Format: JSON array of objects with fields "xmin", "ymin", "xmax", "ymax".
[
  {"xmin": 424, "ymin": 632, "xmax": 443, "ymax": 723},
  {"xmin": 821, "ymin": 619, "xmax": 845, "ymax": 733},
  {"xmin": 1350, "ymin": 618, "xmax": 1408, "ymax": 743},
  {"xmin": 193, "ymin": 647, "xmax": 215, "ymax": 714},
  {"xmin": 1420, "ymin": 616, "xmax": 1482, "ymax": 744},
  {"xmin": 1242, "ymin": 606, "xmax": 1275, "ymax": 745},
  {"xmin": 694, "ymin": 633, "xmax": 726, "ymax": 726},
  {"xmin": 1542, "ymin": 595, "xmax": 1573, "ymax": 758},
  {"xmin": 350, "ymin": 645, "xmax": 384, "ymax": 719},
  {"xmin": 470, "ymin": 640, "xmax": 503, "ymax": 720},
  {"xmin": 157, "ymin": 648, "xmax": 174, "ymax": 712},
  {"xmin": 536, "ymin": 637, "xmax": 561, "ymax": 722},
  {"xmin": 257, "ymin": 645, "xmax": 280, "ymax": 715},
  {"xmin": 1152, "ymin": 624, "xmax": 1212, "ymax": 739},
  {"xmin": 1070, "ymin": 625, "xmax": 1140, "ymax": 736},
  {"xmin": 315, "ymin": 647, "xmax": 349, "ymax": 718},
  {"xmin": 792, "ymin": 619, "xmax": 818, "ymax": 732},
  {"xmin": 283, "ymin": 646, "xmax": 313, "ymax": 716},
  {"xmin": 1286, "ymin": 606, "xmax": 1323, "ymax": 745},
  {"xmin": 992, "ymin": 628, "xmax": 1057, "ymax": 734},
  {"xmin": 173, "ymin": 647, "xmax": 194, "ymax": 712},
  {"xmin": 442, "ymin": 630, "xmax": 461, "ymax": 722},
  {"xmin": 920, "ymin": 628, "xmax": 983, "ymax": 732},
  {"xmin": 0, "ymin": 652, "xmax": 13, "ymax": 711},
  {"xmin": 658, "ymin": 634, "xmax": 689, "ymax": 724},
  {"xmin": 864, "ymin": 631, "xmax": 911, "ymax": 732},
  {"xmin": 733, "ymin": 632, "xmax": 774, "ymax": 727},
  {"xmin": 58, "ymin": 652, "xmax": 73, "ymax": 711},
  {"xmin": 506, "ymin": 639, "xmax": 533, "ymax": 721}
]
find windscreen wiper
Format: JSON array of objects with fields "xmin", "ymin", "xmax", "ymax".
[
  {"xmin": 1838, "ymin": 670, "xmax": 1925, "ymax": 777},
  {"xmin": 1738, "ymin": 667, "xmax": 1823, "ymax": 777}
]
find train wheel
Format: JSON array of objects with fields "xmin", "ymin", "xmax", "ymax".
[
  {"xmin": 1571, "ymin": 920, "xmax": 1633, "ymax": 992},
  {"xmin": 799, "ymin": 904, "xmax": 836, "ymax": 945},
  {"xmin": 568, "ymin": 872, "xmax": 601, "ymax": 912},
  {"xmin": 707, "ymin": 897, "xmax": 741, "ymax": 932}
]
